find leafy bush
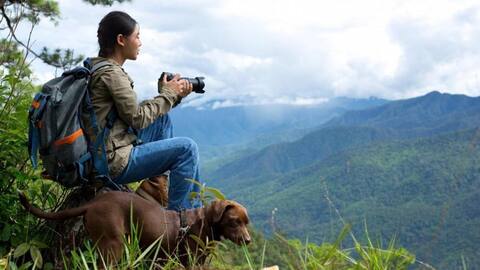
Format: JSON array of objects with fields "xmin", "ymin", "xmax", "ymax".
[{"xmin": 212, "ymin": 224, "xmax": 416, "ymax": 270}]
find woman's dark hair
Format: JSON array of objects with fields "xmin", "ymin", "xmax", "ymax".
[{"xmin": 97, "ymin": 11, "xmax": 137, "ymax": 57}]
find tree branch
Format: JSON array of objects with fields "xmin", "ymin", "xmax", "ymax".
[
  {"xmin": 0, "ymin": 16, "xmax": 34, "ymax": 121},
  {"xmin": 0, "ymin": 5, "xmax": 43, "ymax": 60}
]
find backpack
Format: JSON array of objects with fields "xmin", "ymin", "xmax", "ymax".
[{"xmin": 28, "ymin": 59, "xmax": 120, "ymax": 188}]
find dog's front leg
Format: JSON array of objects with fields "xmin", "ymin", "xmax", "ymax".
[{"xmin": 96, "ymin": 237, "xmax": 124, "ymax": 267}]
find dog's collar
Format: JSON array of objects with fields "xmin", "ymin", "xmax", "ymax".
[{"xmin": 177, "ymin": 210, "xmax": 191, "ymax": 240}]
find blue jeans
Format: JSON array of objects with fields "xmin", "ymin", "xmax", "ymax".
[{"xmin": 114, "ymin": 114, "xmax": 203, "ymax": 211}]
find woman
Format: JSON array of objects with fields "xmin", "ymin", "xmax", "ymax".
[{"xmin": 89, "ymin": 11, "xmax": 202, "ymax": 211}]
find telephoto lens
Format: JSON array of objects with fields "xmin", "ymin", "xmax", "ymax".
[{"xmin": 160, "ymin": 72, "xmax": 205, "ymax": 94}]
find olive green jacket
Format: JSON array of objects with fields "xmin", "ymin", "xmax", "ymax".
[{"xmin": 89, "ymin": 57, "xmax": 179, "ymax": 178}]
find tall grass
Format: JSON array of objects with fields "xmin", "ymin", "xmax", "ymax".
[
  {"xmin": 211, "ymin": 224, "xmax": 416, "ymax": 270},
  {"xmin": 4, "ymin": 216, "xmax": 469, "ymax": 270},
  {"xmin": 4, "ymin": 182, "xmax": 469, "ymax": 269}
]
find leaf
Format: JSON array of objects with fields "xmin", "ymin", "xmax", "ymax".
[
  {"xmin": 43, "ymin": 262, "xmax": 54, "ymax": 270},
  {"xmin": 31, "ymin": 239, "xmax": 48, "ymax": 249},
  {"xmin": 13, "ymin": 243, "xmax": 30, "ymax": 258},
  {"xmin": 190, "ymin": 192, "xmax": 199, "ymax": 200},
  {"xmin": 18, "ymin": 261, "xmax": 32, "ymax": 270},
  {"xmin": 132, "ymin": 237, "xmax": 162, "ymax": 266},
  {"xmin": 0, "ymin": 258, "xmax": 7, "ymax": 269},
  {"xmin": 30, "ymin": 245, "xmax": 43, "ymax": 269},
  {"xmin": 206, "ymin": 187, "xmax": 226, "ymax": 200},
  {"xmin": 0, "ymin": 224, "xmax": 11, "ymax": 241},
  {"xmin": 8, "ymin": 260, "xmax": 18, "ymax": 270}
]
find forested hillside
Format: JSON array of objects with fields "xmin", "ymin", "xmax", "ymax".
[
  {"xmin": 203, "ymin": 92, "xmax": 480, "ymax": 269},
  {"xmin": 325, "ymin": 91, "xmax": 480, "ymax": 137}
]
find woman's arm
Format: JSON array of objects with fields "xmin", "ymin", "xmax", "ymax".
[{"xmin": 101, "ymin": 68, "xmax": 179, "ymax": 129}]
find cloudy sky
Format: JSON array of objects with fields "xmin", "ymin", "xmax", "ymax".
[{"xmin": 16, "ymin": 0, "xmax": 480, "ymax": 107}]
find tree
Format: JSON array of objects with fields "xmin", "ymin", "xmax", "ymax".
[
  {"xmin": 0, "ymin": 0, "xmax": 131, "ymax": 266},
  {"xmin": 1, "ymin": 0, "xmax": 130, "ymax": 70}
]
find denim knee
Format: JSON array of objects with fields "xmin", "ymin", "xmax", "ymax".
[{"xmin": 176, "ymin": 137, "xmax": 199, "ymax": 159}]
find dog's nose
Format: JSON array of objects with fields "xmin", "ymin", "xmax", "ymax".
[{"xmin": 243, "ymin": 234, "xmax": 252, "ymax": 245}]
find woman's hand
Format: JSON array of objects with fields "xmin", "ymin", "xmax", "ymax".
[{"xmin": 161, "ymin": 73, "xmax": 192, "ymax": 98}]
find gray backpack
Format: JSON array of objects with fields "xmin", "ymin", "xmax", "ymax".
[{"xmin": 28, "ymin": 59, "xmax": 119, "ymax": 188}]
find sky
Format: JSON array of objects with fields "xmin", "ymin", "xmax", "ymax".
[{"xmin": 15, "ymin": 0, "xmax": 480, "ymax": 108}]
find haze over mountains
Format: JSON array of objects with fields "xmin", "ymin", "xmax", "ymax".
[
  {"xmin": 171, "ymin": 97, "xmax": 387, "ymax": 145},
  {"xmin": 172, "ymin": 91, "xmax": 480, "ymax": 269}
]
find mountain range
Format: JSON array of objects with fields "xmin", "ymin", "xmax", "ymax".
[
  {"xmin": 206, "ymin": 91, "xmax": 480, "ymax": 181},
  {"xmin": 174, "ymin": 91, "xmax": 480, "ymax": 269}
]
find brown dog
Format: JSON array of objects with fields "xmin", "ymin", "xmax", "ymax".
[{"xmin": 19, "ymin": 191, "xmax": 251, "ymax": 266}]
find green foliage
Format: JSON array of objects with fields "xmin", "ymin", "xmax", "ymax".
[
  {"xmin": 0, "ymin": 0, "xmax": 126, "ymax": 71},
  {"xmin": 0, "ymin": 47, "xmax": 66, "ymax": 265},
  {"xmin": 39, "ymin": 47, "xmax": 84, "ymax": 70},
  {"xmin": 0, "ymin": 37, "xmax": 40, "ymax": 257},
  {"xmin": 1, "ymin": 0, "xmax": 60, "ymax": 24},
  {"xmin": 67, "ymin": 220, "xmax": 172, "ymax": 270},
  {"xmin": 211, "ymin": 225, "xmax": 415, "ymax": 270},
  {"xmin": 0, "ymin": 41, "xmax": 27, "ymax": 69},
  {"xmin": 8, "ymin": 220, "xmax": 416, "ymax": 270},
  {"xmin": 12, "ymin": 239, "xmax": 48, "ymax": 269},
  {"xmin": 0, "ymin": 6, "xmax": 71, "ymax": 263},
  {"xmin": 188, "ymin": 178, "xmax": 227, "ymax": 205}
]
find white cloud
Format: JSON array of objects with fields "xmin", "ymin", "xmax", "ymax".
[
  {"xmin": 12, "ymin": 0, "xmax": 480, "ymax": 107},
  {"xmin": 201, "ymin": 49, "xmax": 273, "ymax": 72}
]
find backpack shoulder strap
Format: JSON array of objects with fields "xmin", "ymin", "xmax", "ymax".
[
  {"xmin": 83, "ymin": 58, "xmax": 122, "ymax": 190},
  {"xmin": 83, "ymin": 57, "xmax": 112, "ymax": 75},
  {"xmin": 91, "ymin": 61, "xmax": 112, "ymax": 74}
]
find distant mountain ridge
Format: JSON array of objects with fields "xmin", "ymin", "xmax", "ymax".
[
  {"xmin": 209, "ymin": 126, "xmax": 392, "ymax": 179},
  {"xmin": 207, "ymin": 91, "xmax": 480, "ymax": 184},
  {"xmin": 324, "ymin": 91, "xmax": 480, "ymax": 137},
  {"xmin": 202, "ymin": 91, "xmax": 480, "ymax": 269}
]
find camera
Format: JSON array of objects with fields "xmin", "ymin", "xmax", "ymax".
[{"xmin": 160, "ymin": 72, "xmax": 205, "ymax": 94}]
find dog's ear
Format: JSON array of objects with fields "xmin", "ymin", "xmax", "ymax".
[{"xmin": 209, "ymin": 200, "xmax": 234, "ymax": 223}]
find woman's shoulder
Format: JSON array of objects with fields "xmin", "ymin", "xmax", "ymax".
[
  {"xmin": 89, "ymin": 57, "xmax": 132, "ymax": 82},
  {"xmin": 89, "ymin": 57, "xmax": 133, "ymax": 90},
  {"xmin": 89, "ymin": 57, "xmax": 123, "ymax": 73}
]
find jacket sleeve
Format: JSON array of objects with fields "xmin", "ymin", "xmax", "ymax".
[{"xmin": 101, "ymin": 68, "xmax": 179, "ymax": 129}]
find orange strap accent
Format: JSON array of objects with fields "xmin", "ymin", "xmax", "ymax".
[
  {"xmin": 32, "ymin": 101, "xmax": 40, "ymax": 109},
  {"xmin": 54, "ymin": 129, "xmax": 83, "ymax": 146}
]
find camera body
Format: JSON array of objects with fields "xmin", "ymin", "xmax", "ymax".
[{"xmin": 160, "ymin": 72, "xmax": 206, "ymax": 94}]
